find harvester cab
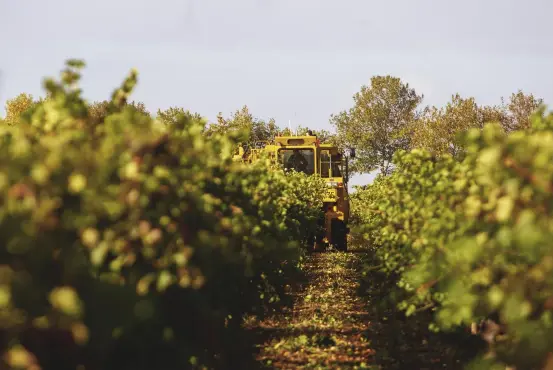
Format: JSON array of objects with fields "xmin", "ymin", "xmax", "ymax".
[{"xmin": 235, "ymin": 132, "xmax": 353, "ymax": 251}]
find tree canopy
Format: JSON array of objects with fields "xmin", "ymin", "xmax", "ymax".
[{"xmin": 330, "ymin": 76, "xmax": 423, "ymax": 175}]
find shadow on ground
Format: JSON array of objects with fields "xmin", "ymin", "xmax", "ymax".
[{"xmin": 354, "ymin": 247, "xmax": 486, "ymax": 370}]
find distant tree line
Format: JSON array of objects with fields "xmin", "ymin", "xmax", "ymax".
[{"xmin": 2, "ymin": 76, "xmax": 544, "ymax": 177}]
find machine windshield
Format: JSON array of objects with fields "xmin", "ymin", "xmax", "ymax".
[{"xmin": 280, "ymin": 149, "xmax": 315, "ymax": 175}]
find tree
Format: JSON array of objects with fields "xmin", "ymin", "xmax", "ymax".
[
  {"xmin": 207, "ymin": 105, "xmax": 280, "ymax": 147},
  {"xmin": 3, "ymin": 93, "xmax": 39, "ymax": 125},
  {"xmin": 285, "ymin": 125, "xmax": 336, "ymax": 144},
  {"xmin": 410, "ymin": 91, "xmax": 544, "ymax": 159},
  {"xmin": 88, "ymin": 100, "xmax": 150, "ymax": 121},
  {"xmin": 250, "ymin": 117, "xmax": 280, "ymax": 144},
  {"xmin": 330, "ymin": 76, "xmax": 423, "ymax": 175},
  {"xmin": 208, "ymin": 105, "xmax": 255, "ymax": 135},
  {"xmin": 156, "ymin": 107, "xmax": 206, "ymax": 132},
  {"xmin": 411, "ymin": 94, "xmax": 490, "ymax": 159},
  {"xmin": 500, "ymin": 90, "xmax": 543, "ymax": 132}
]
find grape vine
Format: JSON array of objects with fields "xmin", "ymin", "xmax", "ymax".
[
  {"xmin": 0, "ymin": 61, "xmax": 327, "ymax": 370},
  {"xmin": 353, "ymin": 107, "xmax": 553, "ymax": 369}
]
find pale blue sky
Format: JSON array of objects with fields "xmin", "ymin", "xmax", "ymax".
[{"xmin": 1, "ymin": 0, "xmax": 552, "ymax": 186}]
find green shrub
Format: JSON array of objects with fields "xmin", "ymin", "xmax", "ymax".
[
  {"xmin": 0, "ymin": 60, "xmax": 325, "ymax": 370},
  {"xmin": 355, "ymin": 108, "xmax": 553, "ymax": 369}
]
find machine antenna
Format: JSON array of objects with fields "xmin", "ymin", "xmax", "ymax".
[{"xmin": 288, "ymin": 119, "xmax": 293, "ymax": 136}]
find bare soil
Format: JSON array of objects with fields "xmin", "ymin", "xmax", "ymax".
[
  {"xmin": 244, "ymin": 248, "xmax": 376, "ymax": 369},
  {"xmin": 243, "ymin": 245, "xmax": 482, "ymax": 370}
]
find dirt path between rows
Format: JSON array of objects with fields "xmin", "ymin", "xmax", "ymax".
[
  {"xmin": 242, "ymin": 245, "xmax": 480, "ymax": 370},
  {"xmin": 245, "ymin": 249, "xmax": 376, "ymax": 369}
]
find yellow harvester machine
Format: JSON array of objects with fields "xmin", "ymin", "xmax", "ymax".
[{"xmin": 234, "ymin": 132, "xmax": 355, "ymax": 251}]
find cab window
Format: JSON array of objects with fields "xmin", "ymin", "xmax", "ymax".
[
  {"xmin": 320, "ymin": 151, "xmax": 342, "ymax": 178},
  {"xmin": 279, "ymin": 149, "xmax": 315, "ymax": 175},
  {"xmin": 320, "ymin": 151, "xmax": 331, "ymax": 177},
  {"xmin": 331, "ymin": 155, "xmax": 342, "ymax": 177}
]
